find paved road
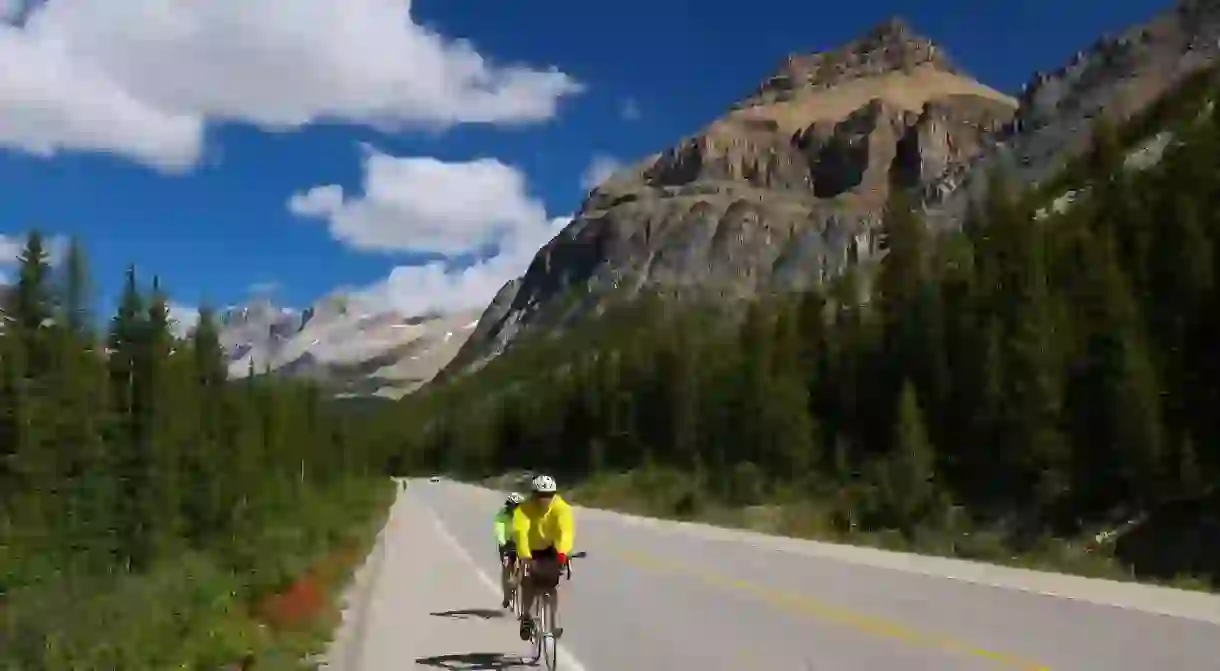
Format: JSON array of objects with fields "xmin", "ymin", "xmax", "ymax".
[{"xmin": 323, "ymin": 479, "xmax": 1220, "ymax": 670}]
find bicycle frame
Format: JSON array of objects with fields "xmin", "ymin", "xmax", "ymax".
[{"xmin": 520, "ymin": 551, "xmax": 587, "ymax": 670}]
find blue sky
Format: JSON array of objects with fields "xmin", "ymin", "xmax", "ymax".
[{"xmin": 0, "ymin": 0, "xmax": 1171, "ymax": 323}]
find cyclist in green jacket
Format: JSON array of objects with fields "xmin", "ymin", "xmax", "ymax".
[{"xmin": 495, "ymin": 492, "xmax": 526, "ymax": 608}]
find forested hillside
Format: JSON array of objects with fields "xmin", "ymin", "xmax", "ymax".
[
  {"xmin": 0, "ymin": 234, "xmax": 390, "ymax": 668},
  {"xmin": 370, "ymin": 68, "xmax": 1220, "ymax": 586}
]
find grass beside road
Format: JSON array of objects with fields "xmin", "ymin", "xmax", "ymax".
[
  {"xmin": 1, "ymin": 477, "xmax": 396, "ymax": 670},
  {"xmin": 559, "ymin": 468, "xmax": 1216, "ymax": 594}
]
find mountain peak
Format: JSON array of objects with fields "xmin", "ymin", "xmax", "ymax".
[
  {"xmin": 738, "ymin": 16, "xmax": 960, "ymax": 110},
  {"xmin": 865, "ymin": 15, "xmax": 913, "ymax": 42}
]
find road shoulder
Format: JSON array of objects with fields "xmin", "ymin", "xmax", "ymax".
[{"xmin": 319, "ymin": 482, "xmax": 528, "ymax": 670}]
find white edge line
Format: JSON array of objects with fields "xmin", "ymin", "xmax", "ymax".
[{"xmin": 420, "ymin": 499, "xmax": 594, "ymax": 671}]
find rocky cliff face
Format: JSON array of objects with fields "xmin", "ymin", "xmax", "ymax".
[
  {"xmin": 450, "ymin": 3, "xmax": 1220, "ymax": 373},
  {"xmin": 924, "ymin": 0, "xmax": 1220, "ymax": 222}
]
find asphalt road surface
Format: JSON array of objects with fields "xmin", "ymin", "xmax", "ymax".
[{"xmin": 321, "ymin": 479, "xmax": 1220, "ymax": 670}]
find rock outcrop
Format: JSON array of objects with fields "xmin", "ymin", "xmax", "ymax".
[
  {"xmin": 924, "ymin": 0, "xmax": 1220, "ymax": 223},
  {"xmin": 450, "ymin": 3, "xmax": 1220, "ymax": 374},
  {"xmin": 447, "ymin": 18, "xmax": 1013, "ymax": 371}
]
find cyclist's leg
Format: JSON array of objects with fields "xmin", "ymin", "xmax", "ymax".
[
  {"xmin": 538, "ymin": 554, "xmax": 563, "ymax": 638},
  {"xmin": 518, "ymin": 559, "xmax": 536, "ymax": 640},
  {"xmin": 499, "ymin": 549, "xmax": 512, "ymax": 607}
]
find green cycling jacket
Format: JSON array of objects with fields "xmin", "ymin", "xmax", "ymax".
[{"xmin": 493, "ymin": 508, "xmax": 512, "ymax": 546}]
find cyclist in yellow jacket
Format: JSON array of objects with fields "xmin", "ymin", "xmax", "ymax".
[{"xmin": 512, "ymin": 474, "xmax": 574, "ymax": 641}]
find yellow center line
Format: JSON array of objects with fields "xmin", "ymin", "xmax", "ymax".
[{"xmin": 614, "ymin": 549, "xmax": 1052, "ymax": 671}]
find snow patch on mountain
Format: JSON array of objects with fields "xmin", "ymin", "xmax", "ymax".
[{"xmin": 214, "ymin": 292, "xmax": 480, "ymax": 398}]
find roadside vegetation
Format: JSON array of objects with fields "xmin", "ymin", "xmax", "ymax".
[
  {"xmin": 372, "ymin": 68, "xmax": 1220, "ymax": 591},
  {"xmin": 0, "ymin": 239, "xmax": 392, "ymax": 669}
]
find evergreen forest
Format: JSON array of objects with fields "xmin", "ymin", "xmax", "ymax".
[
  {"xmin": 366, "ymin": 69, "xmax": 1220, "ymax": 587},
  {"xmin": 1, "ymin": 234, "xmax": 390, "ymax": 668}
]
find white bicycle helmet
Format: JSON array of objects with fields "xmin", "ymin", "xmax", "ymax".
[
  {"xmin": 505, "ymin": 492, "xmax": 525, "ymax": 505},
  {"xmin": 531, "ymin": 474, "xmax": 558, "ymax": 494}
]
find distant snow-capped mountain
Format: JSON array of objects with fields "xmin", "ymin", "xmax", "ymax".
[{"xmin": 216, "ymin": 292, "xmax": 480, "ymax": 398}]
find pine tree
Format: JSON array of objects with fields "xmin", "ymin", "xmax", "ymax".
[
  {"xmin": 58, "ymin": 237, "xmax": 92, "ymax": 336},
  {"xmin": 1146, "ymin": 190, "xmax": 1214, "ymax": 451},
  {"xmin": 182, "ymin": 305, "xmax": 227, "ymax": 544},
  {"xmin": 879, "ymin": 380, "xmax": 940, "ymax": 533},
  {"xmin": 47, "ymin": 240, "xmax": 110, "ymax": 573},
  {"xmin": 2, "ymin": 232, "xmax": 57, "ymax": 544},
  {"xmin": 142, "ymin": 276, "xmax": 182, "ymax": 555},
  {"xmin": 1067, "ymin": 229, "xmax": 1167, "ymax": 513},
  {"xmin": 10, "ymin": 231, "xmax": 54, "ymax": 346},
  {"xmin": 108, "ymin": 266, "xmax": 157, "ymax": 570}
]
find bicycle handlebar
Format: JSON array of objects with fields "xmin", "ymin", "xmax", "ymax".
[
  {"xmin": 518, "ymin": 550, "xmax": 588, "ymax": 581},
  {"xmin": 564, "ymin": 550, "xmax": 588, "ymax": 580}
]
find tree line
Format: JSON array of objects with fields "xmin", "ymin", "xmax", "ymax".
[
  {"xmin": 369, "ymin": 69, "xmax": 1220, "ymax": 583},
  {"xmin": 1, "ymin": 233, "xmax": 384, "ymax": 668}
]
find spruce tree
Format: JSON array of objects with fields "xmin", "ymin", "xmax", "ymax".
[
  {"xmin": 881, "ymin": 380, "xmax": 940, "ymax": 533},
  {"xmin": 108, "ymin": 266, "xmax": 156, "ymax": 570}
]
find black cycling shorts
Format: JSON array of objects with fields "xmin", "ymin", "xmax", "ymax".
[
  {"xmin": 530, "ymin": 546, "xmax": 558, "ymax": 560},
  {"xmin": 525, "ymin": 546, "xmax": 561, "ymax": 588}
]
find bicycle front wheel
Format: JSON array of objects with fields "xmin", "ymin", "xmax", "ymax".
[
  {"xmin": 542, "ymin": 593, "xmax": 558, "ymax": 670},
  {"xmin": 525, "ymin": 592, "xmax": 543, "ymax": 665}
]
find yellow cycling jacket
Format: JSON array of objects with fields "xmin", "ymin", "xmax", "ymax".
[{"xmin": 511, "ymin": 494, "xmax": 574, "ymax": 559}]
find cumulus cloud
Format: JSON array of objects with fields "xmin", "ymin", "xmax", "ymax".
[
  {"xmin": 0, "ymin": 234, "xmax": 19, "ymax": 283},
  {"xmin": 0, "ymin": 0, "xmax": 583, "ymax": 170},
  {"xmin": 359, "ymin": 214, "xmax": 571, "ymax": 316},
  {"xmin": 290, "ymin": 147, "xmax": 548, "ymax": 255},
  {"xmin": 168, "ymin": 302, "xmax": 200, "ymax": 338},
  {"xmin": 0, "ymin": 233, "xmax": 23, "ymax": 261},
  {"xmin": 580, "ymin": 153, "xmax": 625, "ymax": 191},
  {"xmin": 289, "ymin": 147, "xmax": 571, "ymax": 315}
]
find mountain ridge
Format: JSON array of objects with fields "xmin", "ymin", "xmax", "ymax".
[
  {"xmin": 445, "ymin": 3, "xmax": 1220, "ymax": 378},
  {"xmin": 212, "ymin": 292, "xmax": 481, "ymax": 398},
  {"xmin": 444, "ymin": 15, "xmax": 1016, "ymax": 373}
]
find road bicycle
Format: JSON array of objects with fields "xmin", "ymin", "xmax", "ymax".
[
  {"xmin": 503, "ymin": 553, "xmax": 521, "ymax": 612},
  {"xmin": 520, "ymin": 551, "xmax": 587, "ymax": 670}
]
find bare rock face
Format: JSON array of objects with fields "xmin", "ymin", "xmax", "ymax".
[
  {"xmin": 450, "ymin": 4, "xmax": 1220, "ymax": 373},
  {"xmin": 447, "ymin": 18, "xmax": 1016, "ymax": 372},
  {"xmin": 924, "ymin": 0, "xmax": 1220, "ymax": 224}
]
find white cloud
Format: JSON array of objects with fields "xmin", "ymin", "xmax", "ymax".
[
  {"xmin": 0, "ymin": 0, "xmax": 583, "ymax": 170},
  {"xmin": 168, "ymin": 302, "xmax": 200, "ymax": 338},
  {"xmin": 580, "ymin": 153, "xmax": 625, "ymax": 191},
  {"xmin": 0, "ymin": 233, "xmax": 23, "ymax": 262},
  {"xmin": 289, "ymin": 146, "xmax": 572, "ymax": 315},
  {"xmin": 359, "ymin": 215, "xmax": 571, "ymax": 316},
  {"xmin": 619, "ymin": 97, "xmax": 641, "ymax": 121},
  {"xmin": 0, "ymin": 233, "xmax": 18, "ymax": 284},
  {"xmin": 290, "ymin": 146, "xmax": 548, "ymax": 256}
]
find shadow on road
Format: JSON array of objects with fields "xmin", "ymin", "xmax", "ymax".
[
  {"xmin": 429, "ymin": 608, "xmax": 507, "ymax": 620},
  {"xmin": 413, "ymin": 652, "xmax": 523, "ymax": 669}
]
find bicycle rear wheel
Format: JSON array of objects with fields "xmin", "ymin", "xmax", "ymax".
[{"xmin": 541, "ymin": 593, "xmax": 558, "ymax": 670}]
